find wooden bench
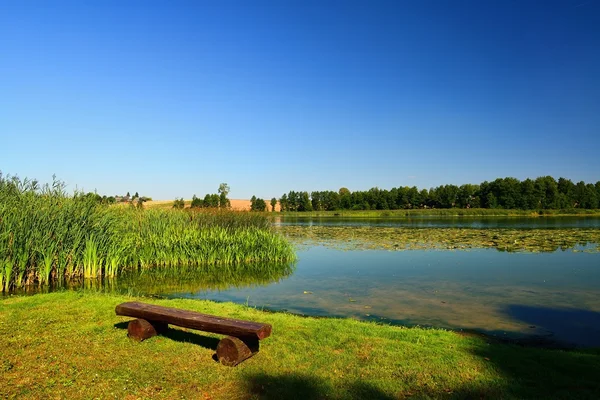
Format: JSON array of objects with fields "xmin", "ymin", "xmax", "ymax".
[{"xmin": 115, "ymin": 301, "xmax": 272, "ymax": 366}]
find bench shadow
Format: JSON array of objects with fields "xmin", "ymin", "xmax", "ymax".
[{"xmin": 113, "ymin": 321, "xmax": 220, "ymax": 350}]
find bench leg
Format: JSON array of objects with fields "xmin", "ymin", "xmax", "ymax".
[
  {"xmin": 216, "ymin": 336, "xmax": 260, "ymax": 366},
  {"xmin": 127, "ymin": 319, "xmax": 168, "ymax": 341}
]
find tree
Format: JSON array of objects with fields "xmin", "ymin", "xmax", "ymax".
[
  {"xmin": 270, "ymin": 197, "xmax": 277, "ymax": 212},
  {"xmin": 457, "ymin": 184, "xmax": 478, "ymax": 208},
  {"xmin": 322, "ymin": 191, "xmax": 341, "ymax": 211},
  {"xmin": 218, "ymin": 183, "xmax": 230, "ymax": 195},
  {"xmin": 218, "ymin": 183, "xmax": 230, "ymax": 208},
  {"xmin": 535, "ymin": 176, "xmax": 559, "ymax": 209},
  {"xmin": 339, "ymin": 188, "xmax": 352, "ymax": 209},
  {"xmin": 279, "ymin": 194, "xmax": 288, "ymax": 212},
  {"xmin": 210, "ymin": 194, "xmax": 220, "ymax": 208},
  {"xmin": 250, "ymin": 196, "xmax": 266, "ymax": 211},
  {"xmin": 172, "ymin": 198, "xmax": 185, "ymax": 209},
  {"xmin": 311, "ymin": 191, "xmax": 323, "ymax": 211},
  {"xmin": 287, "ymin": 191, "xmax": 299, "ymax": 211},
  {"xmin": 190, "ymin": 195, "xmax": 203, "ymax": 208},
  {"xmin": 298, "ymin": 191, "xmax": 312, "ymax": 211}
]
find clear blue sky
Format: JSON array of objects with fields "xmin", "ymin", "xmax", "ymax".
[{"xmin": 1, "ymin": 0, "xmax": 599, "ymax": 200}]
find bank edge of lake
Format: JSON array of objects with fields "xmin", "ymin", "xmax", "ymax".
[
  {"xmin": 278, "ymin": 208, "xmax": 600, "ymax": 218},
  {"xmin": 1, "ymin": 292, "xmax": 599, "ymax": 399}
]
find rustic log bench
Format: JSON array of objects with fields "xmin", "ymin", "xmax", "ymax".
[{"xmin": 115, "ymin": 301, "xmax": 272, "ymax": 366}]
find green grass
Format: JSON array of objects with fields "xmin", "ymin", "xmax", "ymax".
[
  {"xmin": 279, "ymin": 208, "xmax": 600, "ymax": 218},
  {"xmin": 0, "ymin": 175, "xmax": 295, "ymax": 290},
  {"xmin": 280, "ymin": 226, "xmax": 600, "ymax": 252},
  {"xmin": 1, "ymin": 292, "xmax": 599, "ymax": 399}
]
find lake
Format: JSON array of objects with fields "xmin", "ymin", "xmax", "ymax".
[
  {"xmin": 163, "ymin": 245, "xmax": 600, "ymax": 348},
  {"xmin": 120, "ymin": 217, "xmax": 600, "ymax": 348},
  {"xmin": 12, "ymin": 217, "xmax": 600, "ymax": 348}
]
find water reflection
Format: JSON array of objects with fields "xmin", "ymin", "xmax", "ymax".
[
  {"xmin": 173, "ymin": 247, "xmax": 600, "ymax": 347},
  {"xmin": 7, "ymin": 261, "xmax": 295, "ymax": 297}
]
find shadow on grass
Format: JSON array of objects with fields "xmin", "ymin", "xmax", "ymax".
[
  {"xmin": 113, "ymin": 321, "xmax": 220, "ymax": 350},
  {"xmin": 467, "ymin": 336, "xmax": 600, "ymax": 399},
  {"xmin": 244, "ymin": 372, "xmax": 396, "ymax": 400},
  {"xmin": 243, "ymin": 371, "xmax": 515, "ymax": 399},
  {"xmin": 450, "ymin": 305, "xmax": 600, "ymax": 399},
  {"xmin": 243, "ymin": 306, "xmax": 600, "ymax": 399}
]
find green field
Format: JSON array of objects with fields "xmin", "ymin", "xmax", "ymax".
[{"xmin": 1, "ymin": 292, "xmax": 599, "ymax": 399}]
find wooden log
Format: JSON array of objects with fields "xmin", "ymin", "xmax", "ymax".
[
  {"xmin": 127, "ymin": 319, "xmax": 167, "ymax": 341},
  {"xmin": 116, "ymin": 302, "xmax": 271, "ymax": 340},
  {"xmin": 216, "ymin": 336, "xmax": 260, "ymax": 366}
]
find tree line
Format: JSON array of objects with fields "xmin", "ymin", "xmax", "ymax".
[
  {"xmin": 249, "ymin": 196, "xmax": 278, "ymax": 212},
  {"xmin": 278, "ymin": 176, "xmax": 600, "ymax": 211},
  {"xmin": 179, "ymin": 183, "xmax": 231, "ymax": 209}
]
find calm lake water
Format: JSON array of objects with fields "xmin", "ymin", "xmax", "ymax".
[
  {"xmin": 164, "ymin": 246, "xmax": 600, "ymax": 348},
  {"xmin": 12, "ymin": 217, "xmax": 600, "ymax": 347}
]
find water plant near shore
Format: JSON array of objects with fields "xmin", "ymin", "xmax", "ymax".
[
  {"xmin": 0, "ymin": 173, "xmax": 295, "ymax": 290},
  {"xmin": 279, "ymin": 225, "xmax": 600, "ymax": 252}
]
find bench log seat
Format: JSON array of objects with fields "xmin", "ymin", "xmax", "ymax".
[{"xmin": 115, "ymin": 301, "xmax": 271, "ymax": 366}]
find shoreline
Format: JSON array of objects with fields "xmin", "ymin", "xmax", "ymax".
[{"xmin": 2, "ymin": 291, "xmax": 599, "ymax": 399}]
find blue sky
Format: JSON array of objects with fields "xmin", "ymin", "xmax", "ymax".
[{"xmin": 1, "ymin": 0, "xmax": 599, "ymax": 199}]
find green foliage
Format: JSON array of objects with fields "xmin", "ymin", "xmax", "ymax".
[
  {"xmin": 199, "ymin": 193, "xmax": 220, "ymax": 208},
  {"xmin": 172, "ymin": 198, "xmax": 185, "ymax": 209},
  {"xmin": 218, "ymin": 183, "xmax": 230, "ymax": 196},
  {"xmin": 282, "ymin": 177, "xmax": 600, "ymax": 212},
  {"xmin": 0, "ymin": 173, "xmax": 295, "ymax": 290},
  {"xmin": 194, "ymin": 184, "xmax": 230, "ymax": 209},
  {"xmin": 190, "ymin": 195, "xmax": 203, "ymax": 208},
  {"xmin": 250, "ymin": 196, "xmax": 267, "ymax": 212},
  {"xmin": 270, "ymin": 197, "xmax": 277, "ymax": 211},
  {"xmin": 279, "ymin": 193, "xmax": 289, "ymax": 211},
  {"xmin": 218, "ymin": 183, "xmax": 230, "ymax": 208},
  {"xmin": 2, "ymin": 292, "xmax": 600, "ymax": 399}
]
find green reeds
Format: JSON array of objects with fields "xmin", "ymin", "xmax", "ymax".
[
  {"xmin": 0, "ymin": 258, "xmax": 10, "ymax": 291},
  {"xmin": 83, "ymin": 237, "xmax": 99, "ymax": 279},
  {"xmin": 0, "ymin": 172, "xmax": 296, "ymax": 290}
]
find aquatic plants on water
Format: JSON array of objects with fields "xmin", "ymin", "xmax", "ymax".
[{"xmin": 279, "ymin": 225, "xmax": 600, "ymax": 253}]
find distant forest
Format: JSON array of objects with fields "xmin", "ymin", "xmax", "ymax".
[{"xmin": 279, "ymin": 177, "xmax": 600, "ymax": 211}]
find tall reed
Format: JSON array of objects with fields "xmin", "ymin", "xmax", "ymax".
[{"xmin": 0, "ymin": 172, "xmax": 296, "ymax": 290}]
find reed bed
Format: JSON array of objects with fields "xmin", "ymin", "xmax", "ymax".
[{"xmin": 0, "ymin": 174, "xmax": 295, "ymax": 291}]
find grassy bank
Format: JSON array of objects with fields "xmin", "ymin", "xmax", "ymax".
[
  {"xmin": 279, "ymin": 208, "xmax": 600, "ymax": 218},
  {"xmin": 1, "ymin": 292, "xmax": 599, "ymax": 399},
  {"xmin": 0, "ymin": 176, "xmax": 295, "ymax": 290},
  {"xmin": 280, "ymin": 226, "xmax": 600, "ymax": 252}
]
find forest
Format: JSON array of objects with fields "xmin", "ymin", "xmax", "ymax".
[{"xmin": 279, "ymin": 176, "xmax": 600, "ymax": 211}]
